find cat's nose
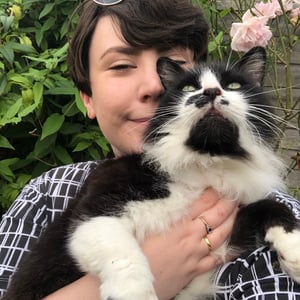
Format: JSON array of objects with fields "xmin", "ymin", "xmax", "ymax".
[{"xmin": 203, "ymin": 88, "xmax": 221, "ymax": 101}]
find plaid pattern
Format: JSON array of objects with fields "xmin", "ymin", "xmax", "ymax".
[
  {"xmin": 0, "ymin": 161, "xmax": 299, "ymax": 298},
  {"xmin": 215, "ymin": 192, "xmax": 300, "ymax": 299},
  {"xmin": 0, "ymin": 160, "xmax": 99, "ymax": 295}
]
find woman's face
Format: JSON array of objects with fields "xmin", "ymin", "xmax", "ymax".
[{"xmin": 81, "ymin": 16, "xmax": 194, "ymax": 157}]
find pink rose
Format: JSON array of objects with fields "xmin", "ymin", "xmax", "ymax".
[
  {"xmin": 253, "ymin": 0, "xmax": 280, "ymax": 18},
  {"xmin": 230, "ymin": 16, "xmax": 272, "ymax": 52},
  {"xmin": 290, "ymin": 6, "xmax": 300, "ymax": 23},
  {"xmin": 291, "ymin": 6, "xmax": 300, "ymax": 15},
  {"xmin": 281, "ymin": 0, "xmax": 294, "ymax": 12}
]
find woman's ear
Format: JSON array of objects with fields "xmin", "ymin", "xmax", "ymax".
[{"xmin": 80, "ymin": 91, "xmax": 96, "ymax": 119}]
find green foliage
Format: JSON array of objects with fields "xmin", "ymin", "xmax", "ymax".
[
  {"xmin": 1, "ymin": 0, "xmax": 299, "ymax": 211},
  {"xmin": 0, "ymin": 0, "xmax": 110, "ymax": 210}
]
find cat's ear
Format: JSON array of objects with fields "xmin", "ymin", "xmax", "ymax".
[
  {"xmin": 157, "ymin": 57, "xmax": 185, "ymax": 90},
  {"xmin": 236, "ymin": 46, "xmax": 267, "ymax": 86}
]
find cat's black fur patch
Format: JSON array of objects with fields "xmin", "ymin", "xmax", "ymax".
[{"xmin": 4, "ymin": 47, "xmax": 300, "ymax": 300}]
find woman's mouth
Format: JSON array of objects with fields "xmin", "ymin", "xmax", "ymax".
[{"xmin": 131, "ymin": 117, "xmax": 152, "ymax": 125}]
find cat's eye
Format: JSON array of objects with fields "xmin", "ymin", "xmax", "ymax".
[
  {"xmin": 227, "ymin": 82, "xmax": 241, "ymax": 90},
  {"xmin": 182, "ymin": 85, "xmax": 197, "ymax": 92}
]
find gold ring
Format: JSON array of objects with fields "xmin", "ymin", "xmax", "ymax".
[
  {"xmin": 198, "ymin": 216, "xmax": 213, "ymax": 234},
  {"xmin": 204, "ymin": 236, "xmax": 212, "ymax": 252}
]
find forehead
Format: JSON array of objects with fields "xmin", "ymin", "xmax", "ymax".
[
  {"xmin": 90, "ymin": 15, "xmax": 194, "ymax": 59},
  {"xmin": 91, "ymin": 16, "xmax": 124, "ymax": 51}
]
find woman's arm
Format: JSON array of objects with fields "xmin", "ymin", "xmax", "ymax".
[
  {"xmin": 0, "ymin": 162, "xmax": 98, "ymax": 297},
  {"xmin": 43, "ymin": 275, "xmax": 100, "ymax": 300},
  {"xmin": 43, "ymin": 189, "xmax": 238, "ymax": 300}
]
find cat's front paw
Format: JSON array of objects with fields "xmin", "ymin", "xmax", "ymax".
[
  {"xmin": 101, "ymin": 278, "xmax": 158, "ymax": 300},
  {"xmin": 266, "ymin": 226, "xmax": 300, "ymax": 282}
]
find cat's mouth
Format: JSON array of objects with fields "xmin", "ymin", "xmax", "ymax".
[{"xmin": 204, "ymin": 107, "xmax": 224, "ymax": 118}]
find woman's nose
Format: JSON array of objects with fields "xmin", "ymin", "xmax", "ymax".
[{"xmin": 138, "ymin": 69, "xmax": 164, "ymax": 102}]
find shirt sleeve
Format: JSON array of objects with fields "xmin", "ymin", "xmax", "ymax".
[
  {"xmin": 0, "ymin": 161, "xmax": 99, "ymax": 296},
  {"xmin": 215, "ymin": 191, "xmax": 300, "ymax": 299}
]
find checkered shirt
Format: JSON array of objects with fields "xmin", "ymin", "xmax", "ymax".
[{"xmin": 0, "ymin": 161, "xmax": 300, "ymax": 299}]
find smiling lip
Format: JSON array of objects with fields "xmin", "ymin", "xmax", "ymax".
[{"xmin": 132, "ymin": 117, "xmax": 152, "ymax": 123}]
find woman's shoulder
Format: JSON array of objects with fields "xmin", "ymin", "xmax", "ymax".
[
  {"xmin": 40, "ymin": 160, "xmax": 101, "ymax": 182},
  {"xmin": 215, "ymin": 246, "xmax": 300, "ymax": 299},
  {"xmin": 273, "ymin": 190, "xmax": 300, "ymax": 220},
  {"xmin": 27, "ymin": 160, "xmax": 101, "ymax": 195},
  {"xmin": 3, "ymin": 160, "xmax": 102, "ymax": 223}
]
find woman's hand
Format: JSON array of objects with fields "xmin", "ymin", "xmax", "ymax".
[
  {"xmin": 141, "ymin": 188, "xmax": 238, "ymax": 300},
  {"xmin": 44, "ymin": 189, "xmax": 238, "ymax": 300}
]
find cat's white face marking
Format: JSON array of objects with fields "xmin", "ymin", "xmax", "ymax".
[
  {"xmin": 179, "ymin": 67, "xmax": 248, "ymax": 129},
  {"xmin": 199, "ymin": 67, "xmax": 221, "ymax": 90}
]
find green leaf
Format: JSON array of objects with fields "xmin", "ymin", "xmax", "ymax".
[
  {"xmin": 32, "ymin": 134, "xmax": 57, "ymax": 158},
  {"xmin": 3, "ymin": 98, "xmax": 22, "ymax": 120},
  {"xmin": 0, "ymin": 74, "xmax": 7, "ymax": 95},
  {"xmin": 73, "ymin": 141, "xmax": 91, "ymax": 152},
  {"xmin": 60, "ymin": 122, "xmax": 83, "ymax": 135},
  {"xmin": 7, "ymin": 73, "xmax": 31, "ymax": 87},
  {"xmin": 0, "ymin": 43, "xmax": 14, "ymax": 66},
  {"xmin": 10, "ymin": 42, "xmax": 37, "ymax": 54},
  {"xmin": 75, "ymin": 91, "xmax": 86, "ymax": 116},
  {"xmin": 0, "ymin": 162, "xmax": 15, "ymax": 182},
  {"xmin": 0, "ymin": 15, "xmax": 14, "ymax": 32},
  {"xmin": 54, "ymin": 145, "xmax": 73, "ymax": 164},
  {"xmin": 32, "ymin": 81, "xmax": 44, "ymax": 103},
  {"xmin": 0, "ymin": 135, "xmax": 15, "ymax": 150},
  {"xmin": 15, "ymin": 174, "xmax": 32, "ymax": 186},
  {"xmin": 41, "ymin": 113, "xmax": 65, "ymax": 140},
  {"xmin": 95, "ymin": 135, "xmax": 110, "ymax": 152},
  {"xmin": 88, "ymin": 147, "xmax": 101, "ymax": 160},
  {"xmin": 41, "ymin": 16, "xmax": 55, "ymax": 32},
  {"xmin": 39, "ymin": 3, "xmax": 55, "ymax": 19}
]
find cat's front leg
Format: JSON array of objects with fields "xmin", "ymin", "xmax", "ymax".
[
  {"xmin": 68, "ymin": 216, "xmax": 158, "ymax": 300},
  {"xmin": 230, "ymin": 198, "xmax": 300, "ymax": 283},
  {"xmin": 265, "ymin": 226, "xmax": 300, "ymax": 283}
]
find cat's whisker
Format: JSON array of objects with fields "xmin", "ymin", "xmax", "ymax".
[
  {"xmin": 227, "ymin": 103, "xmax": 283, "ymax": 141},
  {"xmin": 247, "ymin": 111, "xmax": 284, "ymax": 139},
  {"xmin": 249, "ymin": 106, "xmax": 300, "ymax": 132},
  {"xmin": 254, "ymin": 104, "xmax": 300, "ymax": 114},
  {"xmin": 246, "ymin": 85, "xmax": 300, "ymax": 99},
  {"xmin": 143, "ymin": 107, "xmax": 181, "ymax": 142},
  {"xmin": 246, "ymin": 116, "xmax": 286, "ymax": 145}
]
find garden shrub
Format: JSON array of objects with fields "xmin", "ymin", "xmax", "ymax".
[
  {"xmin": 0, "ymin": 0, "xmax": 299, "ymax": 212},
  {"xmin": 0, "ymin": 0, "xmax": 110, "ymax": 211}
]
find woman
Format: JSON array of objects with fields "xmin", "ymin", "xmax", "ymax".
[{"xmin": 1, "ymin": 0, "xmax": 299, "ymax": 299}]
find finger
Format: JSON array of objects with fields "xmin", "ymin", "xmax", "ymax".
[
  {"xmin": 192, "ymin": 254, "xmax": 223, "ymax": 276},
  {"xmin": 188, "ymin": 188, "xmax": 221, "ymax": 219},
  {"xmin": 193, "ymin": 197, "xmax": 238, "ymax": 236},
  {"xmin": 199, "ymin": 206, "xmax": 238, "ymax": 256}
]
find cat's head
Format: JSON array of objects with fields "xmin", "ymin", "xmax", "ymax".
[
  {"xmin": 143, "ymin": 47, "xmax": 277, "ymax": 167},
  {"xmin": 143, "ymin": 46, "xmax": 284, "ymax": 198}
]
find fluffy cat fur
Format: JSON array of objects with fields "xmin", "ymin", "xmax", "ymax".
[{"xmin": 4, "ymin": 47, "xmax": 300, "ymax": 300}]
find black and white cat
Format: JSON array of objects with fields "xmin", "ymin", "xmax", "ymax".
[{"xmin": 4, "ymin": 47, "xmax": 300, "ymax": 300}]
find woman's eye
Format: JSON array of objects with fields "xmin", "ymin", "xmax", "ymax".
[
  {"xmin": 110, "ymin": 64, "xmax": 135, "ymax": 70},
  {"xmin": 182, "ymin": 85, "xmax": 196, "ymax": 92},
  {"xmin": 227, "ymin": 82, "xmax": 241, "ymax": 89}
]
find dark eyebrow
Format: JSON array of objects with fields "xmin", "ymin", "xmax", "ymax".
[{"xmin": 100, "ymin": 46, "xmax": 141, "ymax": 59}]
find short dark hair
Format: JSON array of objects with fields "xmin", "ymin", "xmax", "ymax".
[{"xmin": 68, "ymin": 0, "xmax": 209, "ymax": 96}]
